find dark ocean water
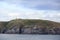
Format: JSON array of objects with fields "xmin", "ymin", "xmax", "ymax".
[{"xmin": 0, "ymin": 34, "xmax": 60, "ymax": 40}]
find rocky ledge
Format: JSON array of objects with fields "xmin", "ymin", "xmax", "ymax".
[{"xmin": 0, "ymin": 19, "xmax": 60, "ymax": 34}]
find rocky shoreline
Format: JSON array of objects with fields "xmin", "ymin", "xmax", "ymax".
[{"xmin": 0, "ymin": 19, "xmax": 60, "ymax": 34}]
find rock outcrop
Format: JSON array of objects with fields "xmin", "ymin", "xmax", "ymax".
[{"xmin": 0, "ymin": 19, "xmax": 60, "ymax": 34}]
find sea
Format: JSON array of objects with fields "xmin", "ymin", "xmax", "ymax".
[{"xmin": 0, "ymin": 34, "xmax": 60, "ymax": 40}]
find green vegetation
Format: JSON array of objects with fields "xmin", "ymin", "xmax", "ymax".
[{"xmin": 0, "ymin": 19, "xmax": 60, "ymax": 34}]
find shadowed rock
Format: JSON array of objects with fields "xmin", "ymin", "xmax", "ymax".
[{"xmin": 0, "ymin": 19, "xmax": 60, "ymax": 34}]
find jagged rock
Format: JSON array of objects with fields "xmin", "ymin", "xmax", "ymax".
[
  {"xmin": 21, "ymin": 27, "xmax": 32, "ymax": 34},
  {"xmin": 1, "ymin": 28, "xmax": 7, "ymax": 33},
  {"xmin": 5, "ymin": 27, "xmax": 20, "ymax": 34},
  {"xmin": 5, "ymin": 24, "xmax": 23, "ymax": 34},
  {"xmin": 21, "ymin": 25, "xmax": 47, "ymax": 34},
  {"xmin": 54, "ymin": 28, "xmax": 60, "ymax": 34},
  {"xmin": 0, "ymin": 19, "xmax": 60, "ymax": 34}
]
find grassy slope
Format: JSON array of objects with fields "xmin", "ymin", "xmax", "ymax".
[{"xmin": 0, "ymin": 19, "xmax": 60, "ymax": 34}]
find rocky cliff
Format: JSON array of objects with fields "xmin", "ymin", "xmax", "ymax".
[{"xmin": 0, "ymin": 19, "xmax": 60, "ymax": 34}]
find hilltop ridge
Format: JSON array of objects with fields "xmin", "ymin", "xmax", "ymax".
[{"xmin": 0, "ymin": 19, "xmax": 60, "ymax": 34}]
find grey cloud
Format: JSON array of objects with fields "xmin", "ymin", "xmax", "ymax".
[
  {"xmin": 17, "ymin": 0, "xmax": 59, "ymax": 10},
  {"xmin": 0, "ymin": 0, "xmax": 60, "ymax": 10},
  {"xmin": 0, "ymin": 0, "xmax": 60, "ymax": 22}
]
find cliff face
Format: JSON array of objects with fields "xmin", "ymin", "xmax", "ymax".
[
  {"xmin": 0, "ymin": 22, "xmax": 8, "ymax": 33},
  {"xmin": 0, "ymin": 19, "xmax": 60, "ymax": 34}
]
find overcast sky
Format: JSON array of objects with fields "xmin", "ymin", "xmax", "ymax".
[{"xmin": 0, "ymin": 0, "xmax": 60, "ymax": 22}]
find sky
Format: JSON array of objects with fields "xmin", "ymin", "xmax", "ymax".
[{"xmin": 0, "ymin": 0, "xmax": 60, "ymax": 22}]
